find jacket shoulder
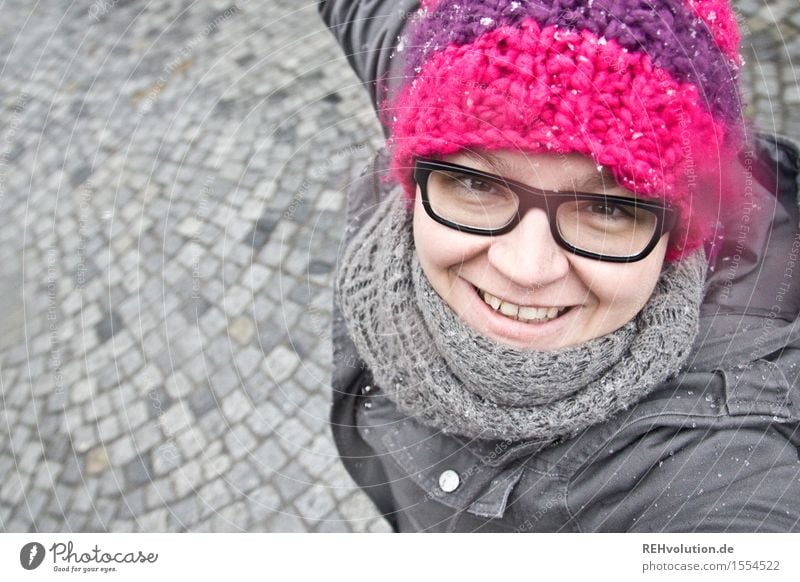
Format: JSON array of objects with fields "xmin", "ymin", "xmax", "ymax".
[{"xmin": 561, "ymin": 363, "xmax": 800, "ymax": 531}]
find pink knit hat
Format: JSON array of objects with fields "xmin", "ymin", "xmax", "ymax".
[{"xmin": 386, "ymin": 0, "xmax": 747, "ymax": 260}]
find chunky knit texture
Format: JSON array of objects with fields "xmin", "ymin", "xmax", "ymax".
[
  {"xmin": 336, "ymin": 192, "xmax": 706, "ymax": 442},
  {"xmin": 387, "ymin": 0, "xmax": 745, "ymax": 260},
  {"xmin": 404, "ymin": 0, "xmax": 741, "ymax": 122}
]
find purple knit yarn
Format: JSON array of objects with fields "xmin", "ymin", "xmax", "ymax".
[{"xmin": 401, "ymin": 0, "xmax": 741, "ymax": 125}]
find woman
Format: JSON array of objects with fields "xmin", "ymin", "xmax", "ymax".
[{"xmin": 322, "ymin": 0, "xmax": 800, "ymax": 532}]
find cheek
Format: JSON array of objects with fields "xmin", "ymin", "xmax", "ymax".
[
  {"xmin": 580, "ymin": 246, "xmax": 667, "ymax": 313},
  {"xmin": 590, "ymin": 269, "xmax": 660, "ymax": 312},
  {"xmin": 412, "ymin": 195, "xmax": 487, "ymax": 271}
]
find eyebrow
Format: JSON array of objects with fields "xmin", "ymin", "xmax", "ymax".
[
  {"xmin": 461, "ymin": 150, "xmax": 626, "ymax": 194},
  {"xmin": 462, "ymin": 150, "xmax": 525, "ymax": 177},
  {"xmin": 574, "ymin": 167, "xmax": 623, "ymax": 192}
]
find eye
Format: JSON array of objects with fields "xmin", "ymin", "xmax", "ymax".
[
  {"xmin": 583, "ymin": 201, "xmax": 635, "ymax": 219},
  {"xmin": 453, "ymin": 174, "xmax": 495, "ymax": 193}
]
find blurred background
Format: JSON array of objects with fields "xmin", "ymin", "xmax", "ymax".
[{"xmin": 0, "ymin": 0, "xmax": 798, "ymax": 532}]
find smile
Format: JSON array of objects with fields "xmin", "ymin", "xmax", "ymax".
[{"xmin": 476, "ymin": 287, "xmax": 569, "ymax": 323}]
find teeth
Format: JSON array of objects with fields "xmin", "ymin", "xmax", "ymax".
[
  {"xmin": 499, "ymin": 301, "xmax": 519, "ymax": 318},
  {"xmin": 479, "ymin": 289, "xmax": 566, "ymax": 322},
  {"xmin": 518, "ymin": 306, "xmax": 548, "ymax": 320},
  {"xmin": 485, "ymin": 293, "xmax": 501, "ymax": 311}
]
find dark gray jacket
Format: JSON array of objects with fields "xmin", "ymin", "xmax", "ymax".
[{"xmin": 322, "ymin": 0, "xmax": 800, "ymax": 532}]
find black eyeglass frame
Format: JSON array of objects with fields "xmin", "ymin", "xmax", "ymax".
[{"xmin": 413, "ymin": 158, "xmax": 680, "ymax": 263}]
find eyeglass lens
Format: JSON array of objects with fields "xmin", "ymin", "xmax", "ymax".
[{"xmin": 426, "ymin": 168, "xmax": 660, "ymax": 258}]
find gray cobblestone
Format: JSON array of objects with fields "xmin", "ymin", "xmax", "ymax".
[
  {"xmin": 71, "ymin": 377, "xmax": 97, "ymax": 404},
  {"xmin": 124, "ymin": 455, "xmax": 153, "ymax": 488},
  {"xmin": 203, "ymin": 449, "xmax": 233, "ymax": 481},
  {"xmin": 295, "ymin": 485, "xmax": 336, "ymax": 521},
  {"xmin": 170, "ymin": 496, "xmax": 200, "ymax": 529},
  {"xmin": 96, "ymin": 497, "xmax": 118, "ymax": 528},
  {"xmin": 122, "ymin": 400, "xmax": 150, "ymax": 430},
  {"xmin": 273, "ymin": 462, "xmax": 312, "ymax": 503},
  {"xmin": 1, "ymin": 477, "xmax": 26, "ymax": 506},
  {"xmin": 175, "ymin": 426, "xmax": 207, "ymax": 460},
  {"xmin": 368, "ymin": 518, "xmax": 394, "ymax": 533},
  {"xmin": 172, "ymin": 331, "xmax": 203, "ymax": 361},
  {"xmin": 158, "ymin": 404, "xmax": 195, "ymax": 437},
  {"xmin": 247, "ymin": 400, "xmax": 283, "ymax": 437},
  {"xmin": 152, "ymin": 441, "xmax": 183, "ymax": 476},
  {"xmin": 145, "ymin": 477, "xmax": 177, "ymax": 510},
  {"xmin": 227, "ymin": 460, "xmax": 261, "ymax": 494},
  {"xmin": 197, "ymin": 478, "xmax": 234, "ymax": 519},
  {"xmin": 277, "ymin": 417, "xmax": 314, "ymax": 451},
  {"xmin": 317, "ymin": 512, "xmax": 352, "ymax": 532},
  {"xmin": 209, "ymin": 366, "xmax": 239, "ymax": 400},
  {"xmin": 224, "ymin": 423, "xmax": 258, "ymax": 460},
  {"xmin": 199, "ymin": 306, "xmax": 228, "ymax": 336},
  {"xmin": 139, "ymin": 508, "xmax": 169, "ymax": 531},
  {"xmin": 171, "ymin": 459, "xmax": 204, "ymax": 499},
  {"xmin": 131, "ymin": 420, "xmax": 163, "ymax": 455},
  {"xmin": 125, "ymin": 487, "xmax": 147, "ymax": 518},
  {"xmin": 262, "ymin": 344, "xmax": 301, "ymax": 384},
  {"xmin": 221, "ymin": 389, "xmax": 253, "ymax": 425},
  {"xmin": 338, "ymin": 493, "xmax": 385, "ymax": 533},
  {"xmin": 251, "ymin": 438, "xmax": 288, "ymax": 474},
  {"xmin": 227, "ymin": 315, "xmax": 256, "ymax": 346},
  {"xmin": 212, "ymin": 500, "xmax": 250, "ymax": 532},
  {"xmin": 71, "ymin": 425, "xmax": 98, "ymax": 454},
  {"xmin": 232, "ymin": 344, "xmax": 261, "ymax": 380},
  {"xmin": 197, "ymin": 408, "xmax": 229, "ymax": 441},
  {"xmin": 248, "ymin": 485, "xmax": 280, "ymax": 529},
  {"xmin": 108, "ymin": 434, "xmax": 138, "ymax": 468}
]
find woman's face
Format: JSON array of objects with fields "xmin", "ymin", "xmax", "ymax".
[{"xmin": 413, "ymin": 150, "xmax": 670, "ymax": 351}]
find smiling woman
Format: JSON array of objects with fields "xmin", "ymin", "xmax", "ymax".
[
  {"xmin": 321, "ymin": 0, "xmax": 800, "ymax": 533},
  {"xmin": 412, "ymin": 151, "xmax": 674, "ymax": 350}
]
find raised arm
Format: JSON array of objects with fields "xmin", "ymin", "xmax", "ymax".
[{"xmin": 318, "ymin": 0, "xmax": 418, "ymax": 120}]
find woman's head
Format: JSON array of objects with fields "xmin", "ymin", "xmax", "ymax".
[
  {"xmin": 384, "ymin": 0, "xmax": 746, "ymax": 347},
  {"xmin": 412, "ymin": 149, "xmax": 670, "ymax": 349}
]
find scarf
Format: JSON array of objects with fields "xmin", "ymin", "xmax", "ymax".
[{"xmin": 336, "ymin": 192, "xmax": 706, "ymax": 443}]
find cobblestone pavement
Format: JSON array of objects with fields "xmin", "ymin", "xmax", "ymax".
[{"xmin": 0, "ymin": 0, "xmax": 798, "ymax": 533}]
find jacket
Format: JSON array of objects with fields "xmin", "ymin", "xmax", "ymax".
[{"xmin": 322, "ymin": 0, "xmax": 800, "ymax": 532}]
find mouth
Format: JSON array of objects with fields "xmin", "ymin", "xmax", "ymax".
[{"xmin": 474, "ymin": 285, "xmax": 572, "ymax": 323}]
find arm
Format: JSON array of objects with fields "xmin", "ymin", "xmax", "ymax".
[
  {"xmin": 571, "ymin": 424, "xmax": 800, "ymax": 532},
  {"xmin": 318, "ymin": 0, "xmax": 419, "ymax": 118},
  {"xmin": 632, "ymin": 430, "xmax": 800, "ymax": 532}
]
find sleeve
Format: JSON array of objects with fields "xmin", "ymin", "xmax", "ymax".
[
  {"xmin": 318, "ymin": 0, "xmax": 419, "ymax": 115},
  {"xmin": 634, "ymin": 428, "xmax": 800, "ymax": 532},
  {"xmin": 570, "ymin": 424, "xmax": 800, "ymax": 532}
]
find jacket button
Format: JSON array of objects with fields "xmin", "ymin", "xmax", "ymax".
[
  {"xmin": 362, "ymin": 385, "xmax": 372, "ymax": 394},
  {"xmin": 438, "ymin": 470, "xmax": 460, "ymax": 493}
]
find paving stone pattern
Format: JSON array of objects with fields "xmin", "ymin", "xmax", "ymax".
[{"xmin": 0, "ymin": 0, "xmax": 798, "ymax": 532}]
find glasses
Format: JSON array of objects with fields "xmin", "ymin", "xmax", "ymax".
[{"xmin": 413, "ymin": 158, "xmax": 679, "ymax": 263}]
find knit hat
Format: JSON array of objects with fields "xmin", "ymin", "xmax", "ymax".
[{"xmin": 385, "ymin": 0, "xmax": 747, "ymax": 260}]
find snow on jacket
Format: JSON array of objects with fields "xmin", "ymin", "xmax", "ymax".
[{"xmin": 321, "ymin": 0, "xmax": 800, "ymax": 532}]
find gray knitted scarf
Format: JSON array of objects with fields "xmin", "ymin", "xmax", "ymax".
[{"xmin": 336, "ymin": 193, "xmax": 706, "ymax": 443}]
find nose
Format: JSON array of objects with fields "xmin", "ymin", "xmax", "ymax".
[{"xmin": 486, "ymin": 208, "xmax": 570, "ymax": 290}]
